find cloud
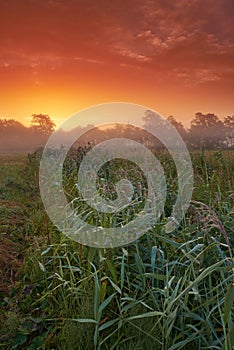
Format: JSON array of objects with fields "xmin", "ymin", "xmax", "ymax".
[
  {"xmin": 114, "ymin": 48, "xmax": 151, "ymax": 62},
  {"xmin": 0, "ymin": 0, "xmax": 234, "ymax": 87}
]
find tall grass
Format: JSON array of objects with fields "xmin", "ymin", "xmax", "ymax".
[{"xmin": 0, "ymin": 149, "xmax": 233, "ymax": 349}]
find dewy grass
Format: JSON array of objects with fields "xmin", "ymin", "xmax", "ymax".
[{"xmin": 0, "ymin": 150, "xmax": 233, "ymax": 349}]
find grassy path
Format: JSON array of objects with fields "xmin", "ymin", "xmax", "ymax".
[
  {"xmin": 0, "ymin": 155, "xmax": 29, "ymax": 294},
  {"xmin": 0, "ymin": 154, "xmax": 45, "ymax": 349}
]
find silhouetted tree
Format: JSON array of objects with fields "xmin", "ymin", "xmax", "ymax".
[
  {"xmin": 0, "ymin": 119, "xmax": 29, "ymax": 151},
  {"xmin": 224, "ymin": 115, "xmax": 234, "ymax": 148},
  {"xmin": 0, "ymin": 119, "xmax": 26, "ymax": 134},
  {"xmin": 142, "ymin": 110, "xmax": 169, "ymax": 149},
  {"xmin": 167, "ymin": 115, "xmax": 187, "ymax": 140},
  {"xmin": 188, "ymin": 112, "xmax": 225, "ymax": 149},
  {"xmin": 31, "ymin": 114, "xmax": 56, "ymax": 136}
]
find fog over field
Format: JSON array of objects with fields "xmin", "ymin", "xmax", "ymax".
[{"xmin": 0, "ymin": 112, "xmax": 234, "ymax": 153}]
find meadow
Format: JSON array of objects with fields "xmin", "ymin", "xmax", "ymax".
[{"xmin": 0, "ymin": 149, "xmax": 233, "ymax": 349}]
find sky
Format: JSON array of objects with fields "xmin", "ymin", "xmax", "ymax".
[{"xmin": 1, "ymin": 0, "xmax": 234, "ymax": 128}]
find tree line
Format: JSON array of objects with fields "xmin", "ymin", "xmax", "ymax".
[
  {"xmin": 168, "ymin": 113, "xmax": 234, "ymax": 149},
  {"xmin": 0, "ymin": 114, "xmax": 56, "ymax": 152},
  {"xmin": 0, "ymin": 112, "xmax": 233, "ymax": 152}
]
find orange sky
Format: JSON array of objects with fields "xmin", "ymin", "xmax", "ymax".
[{"xmin": 1, "ymin": 0, "xmax": 234, "ymax": 128}]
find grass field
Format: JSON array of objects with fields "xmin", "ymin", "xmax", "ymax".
[{"xmin": 0, "ymin": 149, "xmax": 233, "ymax": 349}]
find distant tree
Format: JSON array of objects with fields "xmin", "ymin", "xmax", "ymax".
[
  {"xmin": 167, "ymin": 115, "xmax": 187, "ymax": 140},
  {"xmin": 188, "ymin": 112, "xmax": 225, "ymax": 149},
  {"xmin": 0, "ymin": 119, "xmax": 26, "ymax": 133},
  {"xmin": 30, "ymin": 114, "xmax": 56, "ymax": 136},
  {"xmin": 142, "ymin": 110, "xmax": 170, "ymax": 149},
  {"xmin": 142, "ymin": 110, "xmax": 168, "ymax": 130},
  {"xmin": 224, "ymin": 115, "xmax": 234, "ymax": 148},
  {"xmin": 0, "ymin": 118, "xmax": 29, "ymax": 152}
]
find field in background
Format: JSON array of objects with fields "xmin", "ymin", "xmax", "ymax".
[{"xmin": 0, "ymin": 150, "xmax": 233, "ymax": 349}]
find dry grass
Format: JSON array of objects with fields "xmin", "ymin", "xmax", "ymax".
[{"xmin": 0, "ymin": 237, "xmax": 23, "ymax": 294}]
